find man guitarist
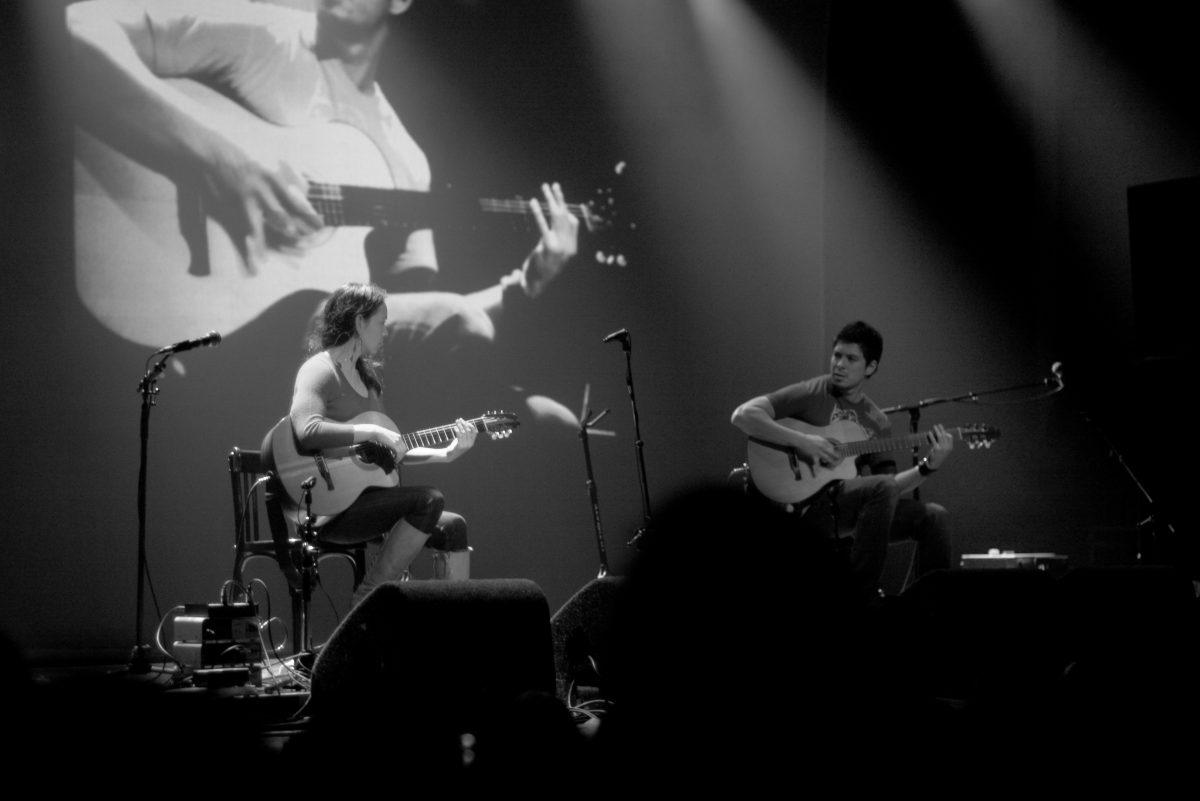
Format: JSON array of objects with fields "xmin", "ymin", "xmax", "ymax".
[
  {"xmin": 731, "ymin": 321, "xmax": 954, "ymax": 602},
  {"xmin": 284, "ymin": 282, "xmax": 477, "ymax": 607}
]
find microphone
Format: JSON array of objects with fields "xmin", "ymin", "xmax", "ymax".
[
  {"xmin": 300, "ymin": 476, "xmax": 316, "ymax": 490},
  {"xmin": 1049, "ymin": 361, "xmax": 1064, "ymax": 388},
  {"xmin": 602, "ymin": 327, "xmax": 630, "ymax": 344},
  {"xmin": 156, "ymin": 331, "xmax": 222, "ymax": 354}
]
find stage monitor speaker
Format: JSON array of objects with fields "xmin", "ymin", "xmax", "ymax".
[
  {"xmin": 310, "ymin": 578, "xmax": 554, "ymax": 732},
  {"xmin": 549, "ymin": 575, "xmax": 624, "ymax": 701},
  {"xmin": 1057, "ymin": 566, "xmax": 1195, "ymax": 658},
  {"xmin": 900, "ymin": 568, "xmax": 1063, "ymax": 704}
]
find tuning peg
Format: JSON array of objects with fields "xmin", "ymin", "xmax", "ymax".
[{"xmin": 594, "ymin": 251, "xmax": 627, "ymax": 267}]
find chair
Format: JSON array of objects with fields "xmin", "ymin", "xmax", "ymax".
[{"xmin": 229, "ymin": 447, "xmax": 365, "ymax": 655}]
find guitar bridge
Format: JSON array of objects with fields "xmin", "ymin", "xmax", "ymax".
[
  {"xmin": 786, "ymin": 449, "xmax": 803, "ymax": 479},
  {"xmin": 314, "ymin": 454, "xmax": 334, "ymax": 491},
  {"xmin": 750, "ymin": 436, "xmax": 806, "ymax": 480}
]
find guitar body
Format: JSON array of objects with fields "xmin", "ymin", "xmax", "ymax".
[
  {"xmin": 747, "ymin": 418, "xmax": 869, "ymax": 505},
  {"xmin": 265, "ymin": 411, "xmax": 402, "ymax": 517},
  {"xmin": 74, "ymin": 78, "xmax": 393, "ymax": 347}
]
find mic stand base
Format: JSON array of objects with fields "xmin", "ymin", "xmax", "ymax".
[
  {"xmin": 626, "ymin": 526, "xmax": 649, "ymax": 550},
  {"xmin": 128, "ymin": 644, "xmax": 155, "ymax": 674}
]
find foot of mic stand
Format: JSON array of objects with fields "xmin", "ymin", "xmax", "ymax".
[
  {"xmin": 626, "ymin": 527, "xmax": 649, "ymax": 550},
  {"xmin": 128, "ymin": 644, "xmax": 155, "ymax": 674}
]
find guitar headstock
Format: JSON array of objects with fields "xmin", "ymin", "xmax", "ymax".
[
  {"xmin": 481, "ymin": 410, "xmax": 520, "ymax": 441},
  {"xmin": 582, "ymin": 162, "xmax": 634, "ymax": 267},
  {"xmin": 957, "ymin": 424, "xmax": 1001, "ymax": 449}
]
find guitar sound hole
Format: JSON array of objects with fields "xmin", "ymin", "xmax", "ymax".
[{"xmin": 357, "ymin": 442, "xmax": 396, "ymax": 472}]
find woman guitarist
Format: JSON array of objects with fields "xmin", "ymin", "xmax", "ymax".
[{"xmin": 288, "ymin": 282, "xmax": 477, "ymax": 607}]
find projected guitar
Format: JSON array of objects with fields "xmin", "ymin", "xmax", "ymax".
[
  {"xmin": 747, "ymin": 418, "xmax": 1000, "ymax": 505},
  {"xmin": 264, "ymin": 410, "xmax": 519, "ymax": 517},
  {"xmin": 74, "ymin": 78, "xmax": 624, "ymax": 348}
]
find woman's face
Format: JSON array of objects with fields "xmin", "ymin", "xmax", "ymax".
[{"xmin": 356, "ymin": 304, "xmax": 388, "ymax": 356}]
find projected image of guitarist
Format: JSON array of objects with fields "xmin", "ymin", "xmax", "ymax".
[
  {"xmin": 68, "ymin": 0, "xmax": 580, "ymax": 352},
  {"xmin": 731, "ymin": 321, "xmax": 955, "ymax": 603}
]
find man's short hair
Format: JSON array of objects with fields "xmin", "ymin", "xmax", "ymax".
[{"xmin": 834, "ymin": 321, "xmax": 883, "ymax": 367}]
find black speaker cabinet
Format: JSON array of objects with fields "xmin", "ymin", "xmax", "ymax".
[
  {"xmin": 549, "ymin": 575, "xmax": 625, "ymax": 701},
  {"xmin": 1128, "ymin": 174, "xmax": 1200, "ymax": 363},
  {"xmin": 310, "ymin": 578, "xmax": 554, "ymax": 732}
]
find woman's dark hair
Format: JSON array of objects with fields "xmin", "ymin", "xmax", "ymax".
[{"xmin": 307, "ymin": 282, "xmax": 387, "ymax": 394}]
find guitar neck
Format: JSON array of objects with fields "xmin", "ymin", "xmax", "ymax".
[
  {"xmin": 308, "ymin": 183, "xmax": 592, "ymax": 231},
  {"xmin": 837, "ymin": 427, "xmax": 964, "ymax": 457},
  {"xmin": 400, "ymin": 416, "xmax": 490, "ymax": 449}
]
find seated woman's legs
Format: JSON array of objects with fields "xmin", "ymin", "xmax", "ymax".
[
  {"xmin": 319, "ymin": 485, "xmax": 445, "ymax": 607},
  {"xmin": 427, "ymin": 511, "xmax": 470, "ymax": 581}
]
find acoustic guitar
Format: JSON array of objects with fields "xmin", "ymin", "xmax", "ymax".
[
  {"xmin": 264, "ymin": 409, "xmax": 518, "ymax": 516},
  {"xmin": 747, "ymin": 418, "xmax": 999, "ymax": 505}
]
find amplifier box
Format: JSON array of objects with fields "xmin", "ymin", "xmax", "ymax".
[
  {"xmin": 960, "ymin": 549, "xmax": 1068, "ymax": 573},
  {"xmin": 172, "ymin": 638, "xmax": 263, "ymax": 668},
  {"xmin": 172, "ymin": 601, "xmax": 262, "ymax": 685},
  {"xmin": 175, "ymin": 615, "xmax": 259, "ymax": 644}
]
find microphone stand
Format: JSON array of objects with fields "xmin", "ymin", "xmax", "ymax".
[
  {"xmin": 578, "ymin": 407, "xmax": 612, "ymax": 578},
  {"xmin": 611, "ymin": 332, "xmax": 654, "ymax": 548},
  {"xmin": 880, "ymin": 374, "xmax": 1061, "ymax": 502},
  {"xmin": 1072, "ymin": 406, "xmax": 1174, "ymax": 564},
  {"xmin": 131, "ymin": 354, "xmax": 171, "ymax": 673},
  {"xmin": 297, "ymin": 478, "xmax": 319, "ymax": 657}
]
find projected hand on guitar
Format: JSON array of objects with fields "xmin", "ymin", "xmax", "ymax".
[
  {"xmin": 75, "ymin": 79, "xmax": 631, "ymax": 348},
  {"xmin": 747, "ymin": 418, "xmax": 999, "ymax": 505}
]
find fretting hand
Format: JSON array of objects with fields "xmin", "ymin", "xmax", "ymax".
[
  {"xmin": 925, "ymin": 423, "xmax": 954, "ymax": 469},
  {"xmin": 445, "ymin": 418, "xmax": 478, "ymax": 461},
  {"xmin": 523, "ymin": 182, "xmax": 579, "ymax": 298}
]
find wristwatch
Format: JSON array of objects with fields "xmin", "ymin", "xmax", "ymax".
[{"xmin": 918, "ymin": 457, "xmax": 937, "ymax": 477}]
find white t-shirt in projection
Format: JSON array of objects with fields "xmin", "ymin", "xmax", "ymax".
[{"xmin": 143, "ymin": 0, "xmax": 437, "ymax": 272}]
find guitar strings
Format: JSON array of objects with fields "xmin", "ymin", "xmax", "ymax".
[
  {"xmin": 304, "ymin": 181, "xmax": 592, "ymax": 219},
  {"xmin": 836, "ymin": 426, "xmax": 991, "ymax": 455},
  {"xmin": 401, "ymin": 416, "xmax": 485, "ymax": 449}
]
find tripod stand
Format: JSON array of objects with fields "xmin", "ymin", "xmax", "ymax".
[{"xmin": 576, "ymin": 383, "xmax": 618, "ymax": 578}]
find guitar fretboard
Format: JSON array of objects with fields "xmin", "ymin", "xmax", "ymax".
[
  {"xmin": 306, "ymin": 182, "xmax": 592, "ymax": 230},
  {"xmin": 836, "ymin": 427, "xmax": 967, "ymax": 456},
  {"xmin": 400, "ymin": 416, "xmax": 492, "ymax": 449}
]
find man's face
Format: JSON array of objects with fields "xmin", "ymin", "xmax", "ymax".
[{"xmin": 829, "ymin": 341, "xmax": 876, "ymax": 392}]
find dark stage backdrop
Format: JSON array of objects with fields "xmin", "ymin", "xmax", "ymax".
[{"xmin": 2, "ymin": 0, "xmax": 1195, "ymax": 661}]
